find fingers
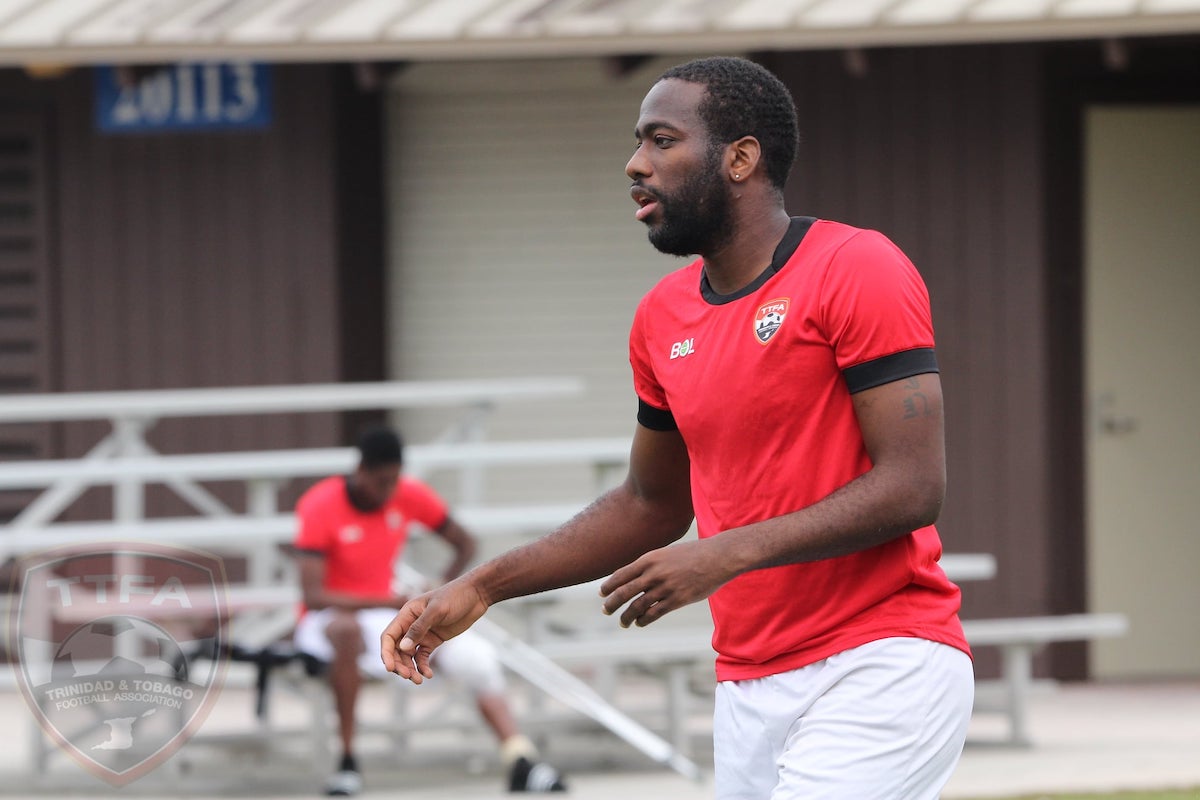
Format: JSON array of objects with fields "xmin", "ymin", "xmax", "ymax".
[
  {"xmin": 606, "ymin": 588, "xmax": 672, "ymax": 628},
  {"xmin": 623, "ymin": 594, "xmax": 671, "ymax": 627},
  {"xmin": 380, "ymin": 630, "xmax": 418, "ymax": 683},
  {"xmin": 599, "ymin": 564, "xmax": 641, "ymax": 619},
  {"xmin": 411, "ymin": 644, "xmax": 434, "ymax": 680},
  {"xmin": 600, "ymin": 563, "xmax": 671, "ymax": 628},
  {"xmin": 379, "ymin": 607, "xmax": 436, "ymax": 683}
]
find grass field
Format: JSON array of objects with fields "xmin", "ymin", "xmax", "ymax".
[{"xmin": 990, "ymin": 791, "xmax": 1200, "ymax": 800}]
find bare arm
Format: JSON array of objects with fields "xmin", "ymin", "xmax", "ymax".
[
  {"xmin": 430, "ymin": 515, "xmax": 477, "ymax": 584},
  {"xmin": 742, "ymin": 371, "xmax": 946, "ymax": 562},
  {"xmin": 478, "ymin": 424, "xmax": 694, "ymax": 602},
  {"xmin": 600, "ymin": 372, "xmax": 945, "ymax": 627},
  {"xmin": 380, "ymin": 424, "xmax": 693, "ymax": 680}
]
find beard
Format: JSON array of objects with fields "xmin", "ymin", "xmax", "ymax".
[{"xmin": 645, "ymin": 147, "xmax": 733, "ymax": 257}]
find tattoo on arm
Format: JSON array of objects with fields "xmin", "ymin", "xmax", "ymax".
[{"xmin": 902, "ymin": 376, "xmax": 932, "ymax": 419}]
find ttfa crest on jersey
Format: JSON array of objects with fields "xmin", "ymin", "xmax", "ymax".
[{"xmin": 754, "ymin": 298, "xmax": 790, "ymax": 344}]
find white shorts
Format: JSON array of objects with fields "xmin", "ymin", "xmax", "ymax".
[
  {"xmin": 294, "ymin": 607, "xmax": 507, "ymax": 695},
  {"xmin": 713, "ymin": 637, "xmax": 974, "ymax": 800}
]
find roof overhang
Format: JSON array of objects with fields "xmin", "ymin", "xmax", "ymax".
[{"xmin": 3, "ymin": 0, "xmax": 1200, "ymax": 68}]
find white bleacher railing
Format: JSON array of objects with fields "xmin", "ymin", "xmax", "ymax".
[
  {"xmin": 0, "ymin": 376, "xmax": 633, "ymax": 661},
  {"xmin": 0, "ymin": 377, "xmax": 588, "ymax": 529},
  {"xmin": 0, "ymin": 379, "xmax": 712, "ymax": 779},
  {"xmin": 0, "ymin": 379, "xmax": 1004, "ymax": 773}
]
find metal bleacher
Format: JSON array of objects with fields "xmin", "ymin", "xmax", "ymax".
[{"xmin": 0, "ymin": 378, "xmax": 706, "ymax": 781}]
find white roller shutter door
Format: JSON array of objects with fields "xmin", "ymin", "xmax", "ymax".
[{"xmin": 385, "ymin": 58, "xmax": 688, "ymax": 505}]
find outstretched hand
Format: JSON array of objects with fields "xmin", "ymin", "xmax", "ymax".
[{"xmin": 380, "ymin": 578, "xmax": 489, "ymax": 683}]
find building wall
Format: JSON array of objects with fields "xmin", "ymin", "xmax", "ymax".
[
  {"xmin": 0, "ymin": 107, "xmax": 56, "ymax": 520},
  {"xmin": 0, "ymin": 64, "xmax": 356, "ymax": 519},
  {"xmin": 773, "ymin": 39, "xmax": 1200, "ymax": 678},
  {"xmin": 384, "ymin": 57, "xmax": 686, "ymax": 508},
  {"xmin": 5, "ymin": 41, "xmax": 1194, "ymax": 677},
  {"xmin": 381, "ymin": 48, "xmax": 1057, "ymax": 675},
  {"xmin": 1043, "ymin": 37, "xmax": 1200, "ymax": 677},
  {"xmin": 768, "ymin": 46, "xmax": 1050, "ymax": 624},
  {"xmin": 768, "ymin": 46, "xmax": 1055, "ymax": 677}
]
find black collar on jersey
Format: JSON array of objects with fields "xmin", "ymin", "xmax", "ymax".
[{"xmin": 699, "ymin": 216, "xmax": 816, "ymax": 305}]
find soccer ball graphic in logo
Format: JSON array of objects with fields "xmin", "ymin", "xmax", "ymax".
[
  {"xmin": 754, "ymin": 299, "xmax": 790, "ymax": 344},
  {"xmin": 15, "ymin": 547, "xmax": 228, "ymax": 786},
  {"xmin": 757, "ymin": 311, "xmax": 783, "ymax": 332},
  {"xmin": 52, "ymin": 616, "xmax": 188, "ymax": 684},
  {"xmin": 755, "ymin": 310, "xmax": 785, "ymax": 343}
]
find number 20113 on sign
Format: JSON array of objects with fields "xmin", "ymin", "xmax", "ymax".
[{"xmin": 95, "ymin": 63, "xmax": 272, "ymax": 133}]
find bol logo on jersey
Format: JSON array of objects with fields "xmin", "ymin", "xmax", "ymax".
[
  {"xmin": 754, "ymin": 298, "xmax": 790, "ymax": 344},
  {"xmin": 669, "ymin": 338, "xmax": 696, "ymax": 360}
]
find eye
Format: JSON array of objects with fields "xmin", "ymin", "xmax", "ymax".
[{"xmin": 653, "ymin": 135, "xmax": 673, "ymax": 147}]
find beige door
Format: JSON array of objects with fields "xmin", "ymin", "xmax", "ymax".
[{"xmin": 1084, "ymin": 106, "xmax": 1200, "ymax": 679}]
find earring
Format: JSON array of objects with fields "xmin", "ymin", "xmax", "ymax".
[{"xmin": 733, "ymin": 173, "xmax": 741, "ymax": 180}]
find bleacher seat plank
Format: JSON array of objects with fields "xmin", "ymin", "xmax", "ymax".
[
  {"xmin": 962, "ymin": 612, "xmax": 1129, "ymax": 746},
  {"xmin": 0, "ymin": 437, "xmax": 632, "ymax": 489}
]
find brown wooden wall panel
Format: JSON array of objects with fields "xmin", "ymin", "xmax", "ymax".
[
  {"xmin": 0, "ymin": 52, "xmax": 1064, "ymax": 672},
  {"xmin": 7, "ymin": 44, "xmax": 1191, "ymax": 676},
  {"xmin": 0, "ymin": 110, "xmax": 56, "ymax": 521},
  {"xmin": 769, "ymin": 46, "xmax": 1051, "ymax": 625},
  {"xmin": 0, "ymin": 65, "xmax": 353, "ymax": 519}
]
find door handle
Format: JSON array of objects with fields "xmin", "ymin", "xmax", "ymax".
[
  {"xmin": 1099, "ymin": 415, "xmax": 1138, "ymax": 435},
  {"xmin": 1095, "ymin": 392, "xmax": 1138, "ymax": 436}
]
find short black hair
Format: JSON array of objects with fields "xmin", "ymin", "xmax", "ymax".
[
  {"xmin": 356, "ymin": 425, "xmax": 403, "ymax": 468},
  {"xmin": 658, "ymin": 56, "xmax": 799, "ymax": 193}
]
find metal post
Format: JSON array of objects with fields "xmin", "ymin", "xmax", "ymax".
[
  {"xmin": 1002, "ymin": 643, "xmax": 1035, "ymax": 747},
  {"xmin": 455, "ymin": 403, "xmax": 491, "ymax": 505},
  {"xmin": 112, "ymin": 417, "xmax": 149, "ymax": 666},
  {"xmin": 246, "ymin": 478, "xmax": 281, "ymax": 585},
  {"xmin": 9, "ymin": 434, "xmax": 123, "ymax": 528},
  {"xmin": 112, "ymin": 417, "xmax": 150, "ymax": 526}
]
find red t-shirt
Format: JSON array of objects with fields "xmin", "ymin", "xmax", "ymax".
[
  {"xmin": 293, "ymin": 475, "xmax": 448, "ymax": 601},
  {"xmin": 629, "ymin": 217, "xmax": 970, "ymax": 682}
]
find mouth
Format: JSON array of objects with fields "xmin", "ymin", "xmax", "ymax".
[{"xmin": 630, "ymin": 186, "xmax": 660, "ymax": 222}]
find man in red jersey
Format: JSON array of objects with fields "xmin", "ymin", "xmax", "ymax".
[
  {"xmin": 293, "ymin": 426, "xmax": 565, "ymax": 795},
  {"xmin": 382, "ymin": 56, "xmax": 973, "ymax": 799}
]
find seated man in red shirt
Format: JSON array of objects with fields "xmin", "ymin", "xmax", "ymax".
[{"xmin": 292, "ymin": 426, "xmax": 566, "ymax": 796}]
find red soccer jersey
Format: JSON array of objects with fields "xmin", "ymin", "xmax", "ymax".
[
  {"xmin": 629, "ymin": 217, "xmax": 970, "ymax": 682},
  {"xmin": 293, "ymin": 475, "xmax": 448, "ymax": 600}
]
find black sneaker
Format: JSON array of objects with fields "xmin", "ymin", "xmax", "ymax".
[{"xmin": 508, "ymin": 756, "xmax": 567, "ymax": 792}]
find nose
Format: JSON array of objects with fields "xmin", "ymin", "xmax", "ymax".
[{"xmin": 626, "ymin": 144, "xmax": 649, "ymax": 181}]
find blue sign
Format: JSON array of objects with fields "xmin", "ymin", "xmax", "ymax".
[{"xmin": 94, "ymin": 63, "xmax": 272, "ymax": 133}]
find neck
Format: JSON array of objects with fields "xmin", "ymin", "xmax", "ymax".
[
  {"xmin": 343, "ymin": 476, "xmax": 373, "ymax": 512},
  {"xmin": 700, "ymin": 206, "xmax": 792, "ymax": 296}
]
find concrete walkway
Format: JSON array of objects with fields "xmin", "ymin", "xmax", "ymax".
[{"xmin": 2, "ymin": 679, "xmax": 1198, "ymax": 799}]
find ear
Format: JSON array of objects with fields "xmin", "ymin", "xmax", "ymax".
[{"xmin": 727, "ymin": 136, "xmax": 762, "ymax": 183}]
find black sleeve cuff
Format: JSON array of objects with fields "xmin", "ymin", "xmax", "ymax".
[
  {"xmin": 637, "ymin": 398, "xmax": 678, "ymax": 431},
  {"xmin": 843, "ymin": 348, "xmax": 939, "ymax": 394}
]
